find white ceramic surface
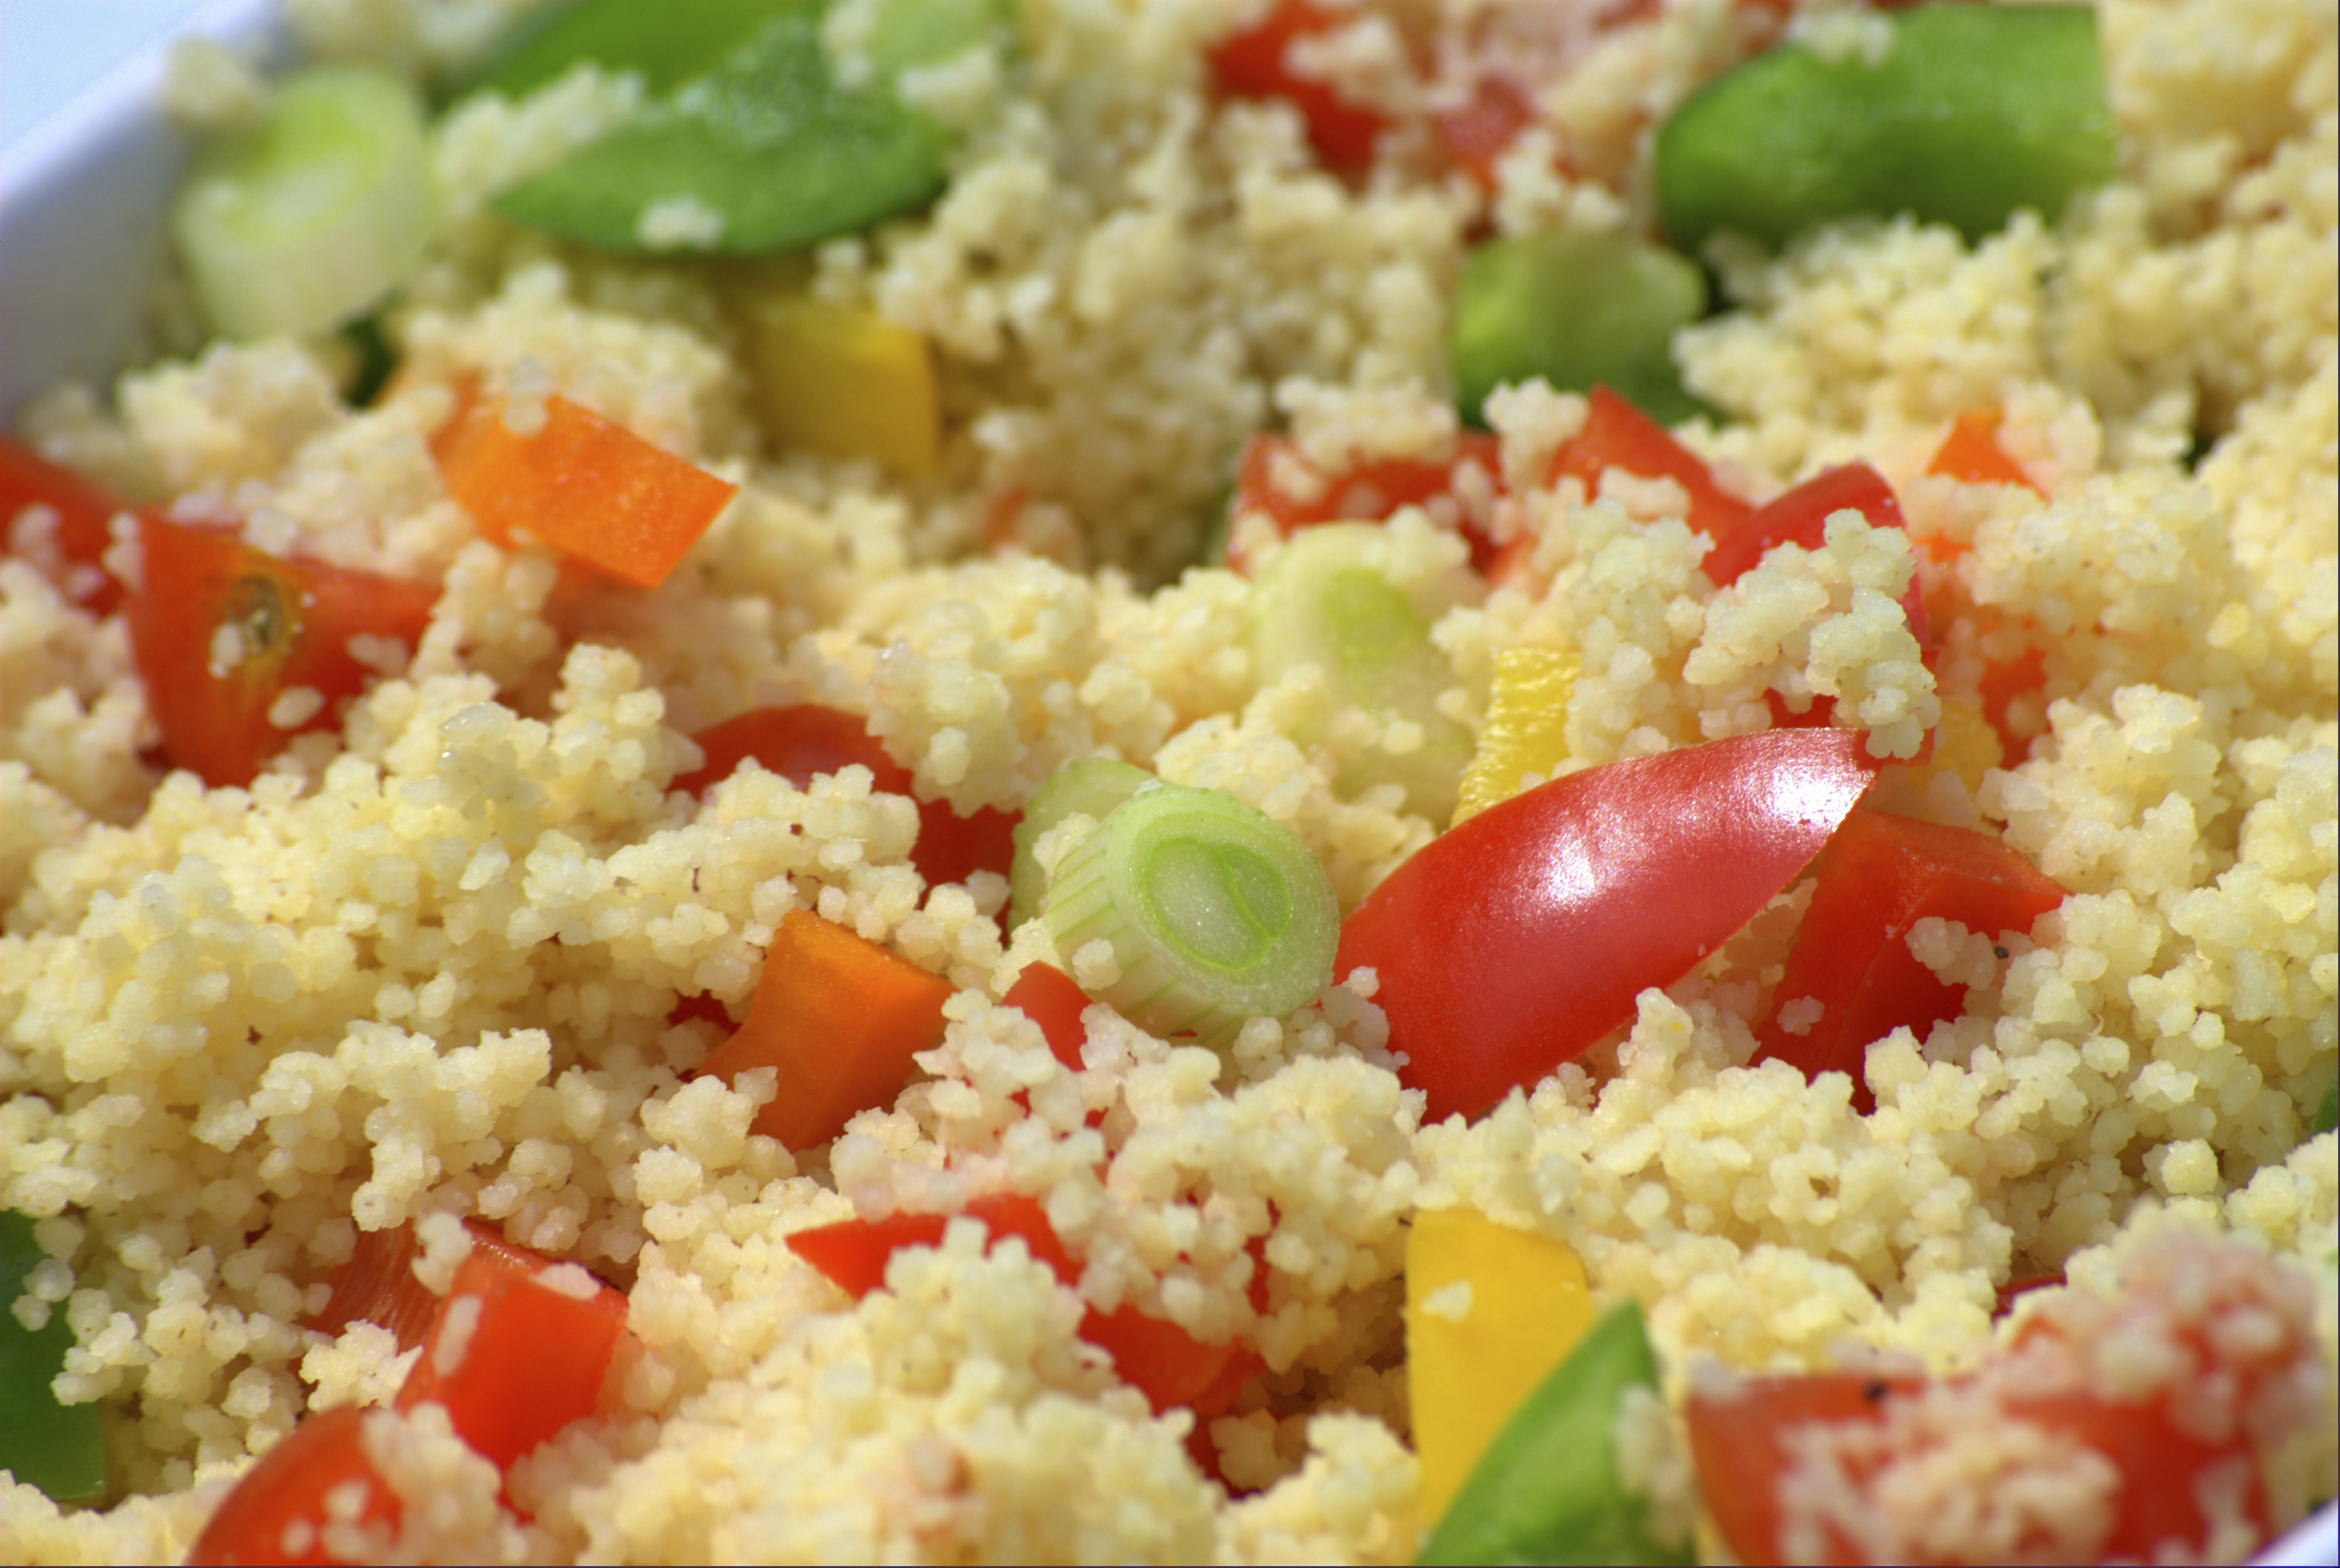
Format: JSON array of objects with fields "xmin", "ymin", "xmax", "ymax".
[{"xmin": 0, "ymin": 7, "xmax": 2332, "ymax": 1565}]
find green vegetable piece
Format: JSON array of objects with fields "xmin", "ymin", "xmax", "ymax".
[
  {"xmin": 2315, "ymin": 1076, "xmax": 2337, "ymax": 1136},
  {"xmin": 858, "ymin": 0, "xmax": 1016, "ymax": 79},
  {"xmin": 1451, "ymin": 230, "xmax": 1708, "ymax": 430},
  {"xmin": 1418, "ymin": 1301, "xmax": 1691, "ymax": 1566},
  {"xmin": 0, "ymin": 1213, "xmax": 105, "ymax": 1505},
  {"xmin": 1249, "ymin": 523, "xmax": 1480, "ymax": 824},
  {"xmin": 171, "ymin": 64, "xmax": 433, "ymax": 339},
  {"xmin": 1043, "ymin": 782, "xmax": 1338, "ymax": 1047},
  {"xmin": 1654, "ymin": 3, "xmax": 2116, "ymax": 255},
  {"xmin": 469, "ymin": 0, "xmax": 809, "ymax": 101},
  {"xmin": 1008, "ymin": 756, "xmax": 1154, "ymax": 930}
]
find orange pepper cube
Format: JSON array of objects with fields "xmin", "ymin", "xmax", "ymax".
[{"xmin": 698, "ymin": 908, "xmax": 956, "ymax": 1150}]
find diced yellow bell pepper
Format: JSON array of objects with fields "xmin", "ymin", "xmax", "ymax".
[
  {"xmin": 1901, "ymin": 692, "xmax": 2001, "ymax": 798},
  {"xmin": 1451, "ymin": 645, "xmax": 1577, "ymax": 827},
  {"xmin": 1405, "ymin": 1208, "xmax": 1595, "ymax": 1527},
  {"xmin": 734, "ymin": 285, "xmax": 939, "ymax": 477}
]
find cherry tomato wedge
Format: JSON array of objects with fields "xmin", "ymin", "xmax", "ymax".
[
  {"xmin": 1684, "ymin": 1371, "xmax": 1922, "ymax": 1567},
  {"xmin": 1549, "ymin": 385, "xmax": 1753, "ymax": 545},
  {"xmin": 1701, "ymin": 462, "xmax": 1927, "ymax": 644},
  {"xmin": 1227, "ymin": 432, "xmax": 1509, "ymax": 577},
  {"xmin": 183, "ymin": 1404, "xmax": 400, "ymax": 1567},
  {"xmin": 1338, "ymin": 729, "xmax": 1885, "ymax": 1123},
  {"xmin": 676, "ymin": 704, "xmax": 1020, "ymax": 888},
  {"xmin": 1001, "ymin": 960, "xmax": 1092, "ymax": 1074},
  {"xmin": 1753, "ymin": 807, "xmax": 2064, "ymax": 1108},
  {"xmin": 1205, "ymin": 0, "xmax": 1389, "ymax": 169},
  {"xmin": 0, "ymin": 434, "xmax": 128, "ymax": 614},
  {"xmin": 126, "ymin": 515, "xmax": 439, "ymax": 789}
]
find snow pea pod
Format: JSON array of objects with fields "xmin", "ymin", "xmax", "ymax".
[
  {"xmin": 0, "ymin": 1211, "xmax": 106, "ymax": 1504},
  {"xmin": 491, "ymin": 4, "xmax": 968, "ymax": 254},
  {"xmin": 1450, "ymin": 230, "xmax": 1708, "ymax": 430},
  {"xmin": 1417, "ymin": 1301, "xmax": 1690, "ymax": 1566},
  {"xmin": 468, "ymin": 0, "xmax": 808, "ymax": 100},
  {"xmin": 1654, "ymin": 2, "xmax": 2115, "ymax": 255}
]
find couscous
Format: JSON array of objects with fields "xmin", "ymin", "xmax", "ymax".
[{"xmin": 1, "ymin": 0, "xmax": 2333, "ymax": 1562}]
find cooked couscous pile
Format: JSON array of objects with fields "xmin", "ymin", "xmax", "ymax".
[{"xmin": 2, "ymin": 0, "xmax": 2335, "ymax": 1562}]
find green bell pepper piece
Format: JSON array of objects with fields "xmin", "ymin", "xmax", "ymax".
[
  {"xmin": 0, "ymin": 1212, "xmax": 106, "ymax": 1505},
  {"xmin": 468, "ymin": 0, "xmax": 810, "ymax": 101},
  {"xmin": 1450, "ymin": 230, "xmax": 1709, "ymax": 430},
  {"xmin": 1654, "ymin": 2, "xmax": 2115, "ymax": 255},
  {"xmin": 1417, "ymin": 1301, "xmax": 1691, "ymax": 1567}
]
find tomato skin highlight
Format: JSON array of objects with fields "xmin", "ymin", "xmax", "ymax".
[
  {"xmin": 127, "ymin": 515, "xmax": 439, "ymax": 789},
  {"xmin": 183, "ymin": 1404, "xmax": 400, "ymax": 1567},
  {"xmin": 1753, "ymin": 807, "xmax": 2065, "ymax": 1108},
  {"xmin": 1206, "ymin": 0, "xmax": 1389, "ymax": 170},
  {"xmin": 676, "ymin": 704, "xmax": 1020, "ymax": 888},
  {"xmin": 1338, "ymin": 729, "xmax": 1884, "ymax": 1124},
  {"xmin": 0, "ymin": 435, "xmax": 128, "ymax": 614}
]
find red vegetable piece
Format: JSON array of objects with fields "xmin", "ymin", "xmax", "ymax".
[
  {"xmin": 1002, "ymin": 961, "xmax": 1092, "ymax": 1074},
  {"xmin": 0, "ymin": 434, "xmax": 128, "ymax": 614},
  {"xmin": 394, "ymin": 1243, "xmax": 630, "ymax": 1472},
  {"xmin": 676, "ymin": 704, "xmax": 1020, "ymax": 888},
  {"xmin": 1992, "ymin": 1270, "xmax": 2064, "ymax": 1318},
  {"xmin": 308, "ymin": 1220, "xmax": 559, "ymax": 1354},
  {"xmin": 1977, "ymin": 643, "xmax": 2047, "ymax": 764},
  {"xmin": 1754, "ymin": 807, "xmax": 2065, "ymax": 1108},
  {"xmin": 184, "ymin": 1404, "xmax": 400, "ymax": 1567},
  {"xmin": 127, "ymin": 514, "xmax": 439, "ymax": 788},
  {"xmin": 1701, "ymin": 462, "xmax": 1928, "ymax": 647},
  {"xmin": 1684, "ymin": 1371, "xmax": 1923, "ymax": 1567},
  {"xmin": 1226, "ymin": 432, "xmax": 1507, "ymax": 577},
  {"xmin": 1926, "ymin": 408, "xmax": 2042, "ymax": 496},
  {"xmin": 1337, "ymin": 729, "xmax": 1886, "ymax": 1123},
  {"xmin": 1206, "ymin": 0, "xmax": 1389, "ymax": 169},
  {"xmin": 1550, "ymin": 385, "xmax": 1754, "ymax": 545},
  {"xmin": 1430, "ymin": 74, "xmax": 1541, "ymax": 192}
]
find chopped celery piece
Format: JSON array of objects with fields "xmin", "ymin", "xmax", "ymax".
[
  {"xmin": 490, "ymin": 0, "xmax": 1008, "ymax": 255},
  {"xmin": 1, "ymin": 1213, "xmax": 105, "ymax": 1505},
  {"xmin": 1654, "ymin": 3, "xmax": 2115, "ymax": 255},
  {"xmin": 1007, "ymin": 757, "xmax": 1152, "ymax": 930},
  {"xmin": 1043, "ymin": 783, "xmax": 1337, "ymax": 1046},
  {"xmin": 171, "ymin": 65, "xmax": 433, "ymax": 340},
  {"xmin": 1248, "ymin": 523, "xmax": 1480, "ymax": 824},
  {"xmin": 469, "ymin": 0, "xmax": 808, "ymax": 100},
  {"xmin": 1419, "ymin": 1302, "xmax": 1691, "ymax": 1566},
  {"xmin": 1451, "ymin": 231, "xmax": 1707, "ymax": 430}
]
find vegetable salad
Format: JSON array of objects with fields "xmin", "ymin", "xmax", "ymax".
[{"xmin": 1, "ymin": 0, "xmax": 2333, "ymax": 1563}]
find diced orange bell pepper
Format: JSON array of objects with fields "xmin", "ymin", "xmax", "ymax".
[
  {"xmin": 1926, "ymin": 408, "xmax": 2043, "ymax": 496},
  {"xmin": 433, "ymin": 376, "xmax": 736, "ymax": 589},
  {"xmin": 697, "ymin": 907, "xmax": 955, "ymax": 1148}
]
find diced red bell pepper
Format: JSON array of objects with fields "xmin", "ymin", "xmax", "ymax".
[
  {"xmin": 786, "ymin": 1193, "xmax": 1260, "ymax": 1419},
  {"xmin": 1685, "ymin": 1371, "xmax": 1922, "ymax": 1567},
  {"xmin": 1002, "ymin": 961, "xmax": 1092, "ymax": 1075},
  {"xmin": 0, "ymin": 434, "xmax": 128, "ymax": 614},
  {"xmin": 1701, "ymin": 462, "xmax": 1928, "ymax": 646},
  {"xmin": 676, "ymin": 704, "xmax": 1020, "ymax": 888},
  {"xmin": 308, "ymin": 1219, "xmax": 561, "ymax": 1354},
  {"xmin": 1430, "ymin": 75, "xmax": 1542, "ymax": 192},
  {"xmin": 1227, "ymin": 432, "xmax": 1510, "ymax": 577},
  {"xmin": 1754, "ymin": 807, "xmax": 2065, "ymax": 1108},
  {"xmin": 183, "ymin": 1404, "xmax": 402, "ymax": 1567},
  {"xmin": 695, "ymin": 907, "xmax": 956, "ymax": 1150},
  {"xmin": 1549, "ymin": 385, "xmax": 1754, "ymax": 544},
  {"xmin": 1992, "ymin": 1271, "xmax": 2064, "ymax": 1318},
  {"xmin": 127, "ymin": 514, "xmax": 441, "ymax": 789},
  {"xmin": 393, "ymin": 1242, "xmax": 630, "ymax": 1473},
  {"xmin": 1206, "ymin": 0, "xmax": 1390, "ymax": 170},
  {"xmin": 1977, "ymin": 643, "xmax": 2047, "ymax": 764}
]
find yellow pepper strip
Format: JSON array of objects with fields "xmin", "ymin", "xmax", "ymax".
[
  {"xmin": 1451, "ymin": 645, "xmax": 1577, "ymax": 827},
  {"xmin": 733, "ymin": 285, "xmax": 940, "ymax": 476},
  {"xmin": 1405, "ymin": 1209, "xmax": 1595, "ymax": 1527}
]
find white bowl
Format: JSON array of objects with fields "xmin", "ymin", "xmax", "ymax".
[{"xmin": 0, "ymin": 6, "xmax": 2333, "ymax": 1564}]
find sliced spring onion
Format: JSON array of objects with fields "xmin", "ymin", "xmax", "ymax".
[
  {"xmin": 171, "ymin": 65, "xmax": 433, "ymax": 340},
  {"xmin": 1418, "ymin": 1301, "xmax": 1691, "ymax": 1566},
  {"xmin": 1041, "ymin": 783, "xmax": 1337, "ymax": 1045},
  {"xmin": 0, "ymin": 1211, "xmax": 105, "ymax": 1504},
  {"xmin": 1248, "ymin": 522, "xmax": 1480, "ymax": 824},
  {"xmin": 1007, "ymin": 756, "xmax": 1153, "ymax": 930}
]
